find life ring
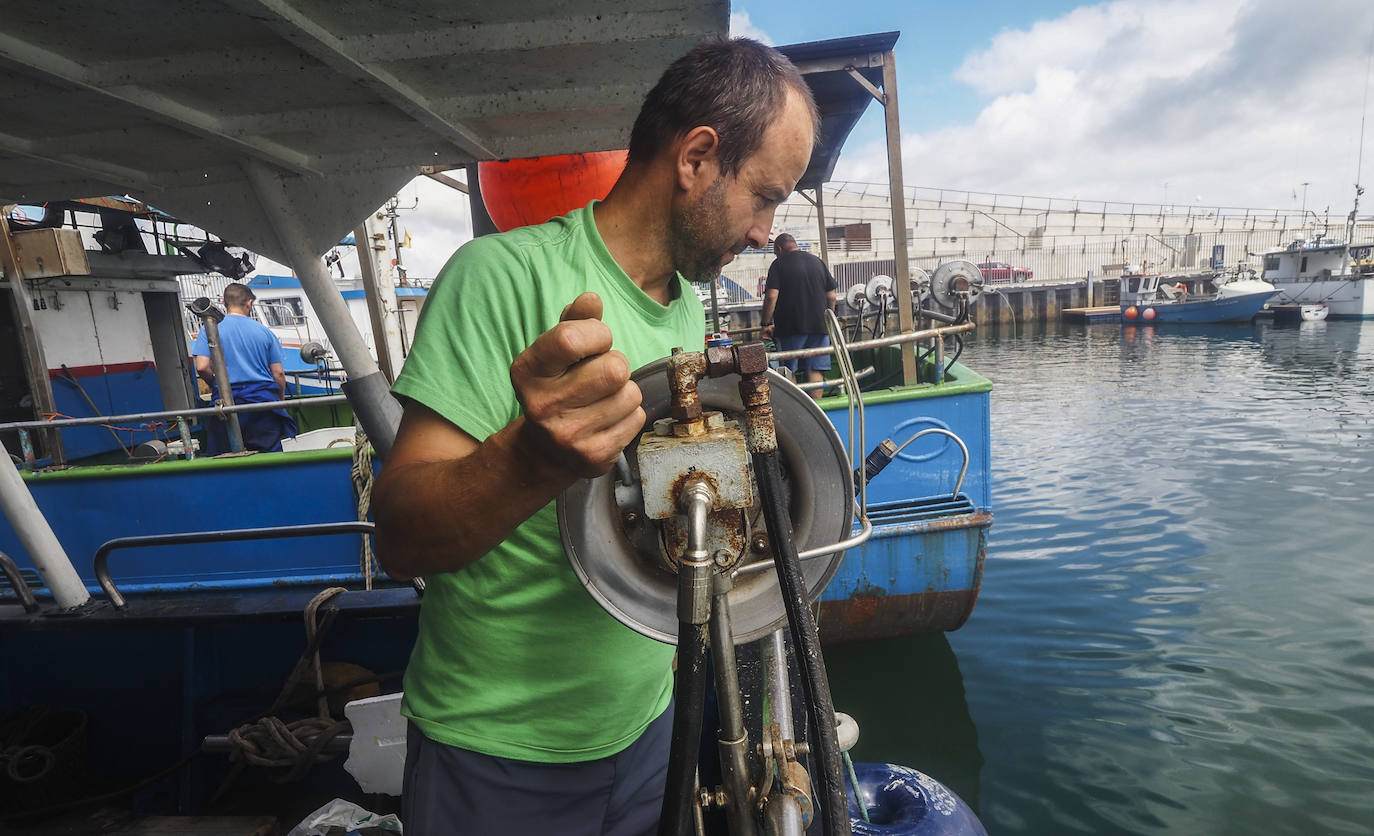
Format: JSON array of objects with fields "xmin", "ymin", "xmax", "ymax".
[{"xmin": 849, "ymin": 762, "xmax": 987, "ymax": 836}]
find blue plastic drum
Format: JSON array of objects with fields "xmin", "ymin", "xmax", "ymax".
[{"xmin": 848, "ymin": 762, "xmax": 987, "ymax": 836}]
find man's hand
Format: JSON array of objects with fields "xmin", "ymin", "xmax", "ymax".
[
  {"xmin": 509, "ymin": 292, "xmax": 645, "ymax": 478},
  {"xmin": 760, "ymin": 324, "xmax": 775, "ymax": 341}
]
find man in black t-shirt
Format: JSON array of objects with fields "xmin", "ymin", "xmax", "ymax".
[{"xmin": 760, "ymin": 233, "xmax": 837, "ymax": 398}]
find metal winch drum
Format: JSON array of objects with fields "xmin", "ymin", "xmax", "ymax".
[{"xmin": 558, "ymin": 358, "xmax": 853, "ymax": 645}]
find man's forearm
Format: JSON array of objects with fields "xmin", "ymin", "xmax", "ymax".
[
  {"xmin": 759, "ymin": 297, "xmax": 777, "ymax": 324},
  {"xmin": 372, "ymin": 417, "xmax": 577, "ymax": 578}
]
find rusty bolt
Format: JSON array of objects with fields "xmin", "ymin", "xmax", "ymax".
[
  {"xmin": 622, "ymin": 510, "xmax": 641, "ymax": 526},
  {"xmin": 713, "ymin": 549, "xmax": 734, "ymax": 568},
  {"xmin": 751, "ymin": 533, "xmax": 770, "ymax": 553}
]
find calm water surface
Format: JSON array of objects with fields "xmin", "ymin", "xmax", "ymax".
[{"xmin": 827, "ymin": 319, "xmax": 1374, "ymax": 835}]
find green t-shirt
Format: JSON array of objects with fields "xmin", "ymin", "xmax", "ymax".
[{"xmin": 392, "ymin": 202, "xmax": 705, "ymax": 762}]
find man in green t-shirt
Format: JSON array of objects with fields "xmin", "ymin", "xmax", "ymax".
[{"xmin": 373, "ymin": 36, "xmax": 818, "ymax": 836}]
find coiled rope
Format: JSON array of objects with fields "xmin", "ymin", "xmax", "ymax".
[{"xmin": 217, "ymin": 587, "xmax": 351, "ymax": 794}]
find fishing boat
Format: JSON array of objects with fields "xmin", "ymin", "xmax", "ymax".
[
  {"xmin": 1260, "ymin": 238, "xmax": 1374, "ymax": 319},
  {"xmin": 1118, "ymin": 269, "xmax": 1279, "ymax": 324},
  {"xmin": 2, "ymin": 8, "xmax": 990, "ymax": 832}
]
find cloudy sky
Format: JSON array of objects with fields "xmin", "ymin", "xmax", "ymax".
[{"xmin": 285, "ymin": 0, "xmax": 1374, "ymax": 280}]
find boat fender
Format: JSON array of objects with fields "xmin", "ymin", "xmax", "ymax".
[
  {"xmin": 1123, "ymin": 306, "xmax": 1138, "ymax": 320},
  {"xmin": 848, "ymin": 762, "xmax": 987, "ymax": 836},
  {"xmin": 1143, "ymin": 307, "xmax": 1156, "ymax": 320}
]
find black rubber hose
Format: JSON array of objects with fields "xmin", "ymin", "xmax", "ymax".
[
  {"xmin": 753, "ymin": 449, "xmax": 850, "ymax": 836},
  {"xmin": 658, "ymin": 621, "xmax": 710, "ymax": 836}
]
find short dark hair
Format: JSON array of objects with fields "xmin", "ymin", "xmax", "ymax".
[
  {"xmin": 627, "ymin": 36, "xmax": 818, "ymax": 178},
  {"xmin": 223, "ymin": 282, "xmax": 255, "ymax": 308},
  {"xmin": 773, "ymin": 233, "xmax": 796, "ymax": 253}
]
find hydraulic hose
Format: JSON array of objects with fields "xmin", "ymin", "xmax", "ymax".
[
  {"xmin": 752, "ymin": 449, "xmax": 850, "ymax": 836},
  {"xmin": 659, "ymin": 621, "xmax": 710, "ymax": 836}
]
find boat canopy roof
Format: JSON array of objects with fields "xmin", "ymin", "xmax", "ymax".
[
  {"xmin": 776, "ymin": 31, "xmax": 900, "ymax": 191},
  {"xmin": 0, "ymin": 0, "xmax": 728, "ymax": 262},
  {"xmin": 2, "ymin": 3, "xmax": 900, "ymax": 269}
]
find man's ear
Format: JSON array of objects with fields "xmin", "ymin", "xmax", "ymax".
[{"xmin": 675, "ymin": 126, "xmax": 721, "ymax": 192}]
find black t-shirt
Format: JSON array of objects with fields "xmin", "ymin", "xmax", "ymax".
[{"xmin": 764, "ymin": 250, "xmax": 837, "ymax": 337}]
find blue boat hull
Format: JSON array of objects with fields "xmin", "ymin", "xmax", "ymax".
[
  {"xmin": 1121, "ymin": 291, "xmax": 1276, "ymax": 323},
  {"xmin": 0, "ymin": 360, "xmax": 993, "ymax": 803}
]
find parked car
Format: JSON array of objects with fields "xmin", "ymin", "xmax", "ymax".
[{"xmin": 976, "ymin": 261, "xmax": 1032, "ymax": 283}]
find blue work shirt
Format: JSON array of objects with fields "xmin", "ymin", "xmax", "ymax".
[{"xmin": 192, "ymin": 313, "xmax": 284, "ymax": 386}]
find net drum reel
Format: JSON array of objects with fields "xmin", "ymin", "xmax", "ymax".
[
  {"xmin": 928, "ymin": 260, "xmax": 985, "ymax": 312},
  {"xmin": 557, "ymin": 358, "xmax": 853, "ymax": 645}
]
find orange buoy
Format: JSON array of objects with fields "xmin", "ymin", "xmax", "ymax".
[
  {"xmin": 1124, "ymin": 306, "xmax": 1138, "ymax": 320},
  {"xmin": 1143, "ymin": 307, "xmax": 1156, "ymax": 320},
  {"xmin": 478, "ymin": 151, "xmax": 628, "ymax": 232}
]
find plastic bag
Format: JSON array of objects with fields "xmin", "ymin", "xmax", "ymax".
[{"xmin": 287, "ymin": 798, "xmax": 403, "ymax": 836}]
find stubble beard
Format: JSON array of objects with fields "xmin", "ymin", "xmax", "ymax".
[{"xmin": 670, "ymin": 175, "xmax": 734, "ymax": 285}]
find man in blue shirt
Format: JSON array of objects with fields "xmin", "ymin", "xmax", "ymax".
[{"xmin": 191, "ymin": 282, "xmax": 296, "ymax": 453}]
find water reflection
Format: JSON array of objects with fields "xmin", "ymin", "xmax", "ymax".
[
  {"xmin": 825, "ymin": 319, "xmax": 1374, "ymax": 834},
  {"xmin": 827, "ymin": 633, "xmax": 984, "ymax": 810}
]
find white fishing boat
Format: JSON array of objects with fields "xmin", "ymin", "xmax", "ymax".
[{"xmin": 1260, "ymin": 238, "xmax": 1374, "ymax": 318}]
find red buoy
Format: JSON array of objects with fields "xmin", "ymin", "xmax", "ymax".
[
  {"xmin": 1124, "ymin": 306, "xmax": 1138, "ymax": 320},
  {"xmin": 478, "ymin": 151, "xmax": 628, "ymax": 232}
]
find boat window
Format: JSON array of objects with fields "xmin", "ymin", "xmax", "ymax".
[
  {"xmin": 257, "ymin": 297, "xmax": 305, "ymax": 327},
  {"xmin": 1299, "ymin": 256, "xmax": 1307, "ymax": 274},
  {"xmin": 1127, "ymin": 277, "xmax": 1140, "ymax": 292},
  {"xmin": 1263, "ymin": 255, "xmax": 1280, "ymax": 272}
]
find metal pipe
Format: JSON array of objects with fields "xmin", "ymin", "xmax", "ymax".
[
  {"xmin": 734, "ymin": 500, "xmax": 873, "ymax": 577},
  {"xmin": 0, "ymin": 457, "xmax": 89, "ymax": 608},
  {"xmin": 762, "ymin": 630, "xmax": 805, "ymax": 835},
  {"xmin": 188, "ymin": 299, "xmax": 244, "ymax": 453},
  {"xmin": 202, "ymin": 732, "xmax": 352, "ymax": 754},
  {"xmin": 0, "ymin": 550, "xmax": 40, "ymax": 614},
  {"xmin": 768, "ymin": 322, "xmax": 977, "ymax": 361},
  {"xmin": 242, "ymin": 160, "xmax": 400, "ymax": 456},
  {"xmin": 94, "ymin": 521, "xmax": 375, "ymax": 609},
  {"xmin": 0, "ymin": 395, "xmax": 348, "ymax": 432},
  {"xmin": 710, "ymin": 574, "xmax": 758, "ymax": 836},
  {"xmin": 660, "ymin": 481, "xmax": 717, "ymax": 836}
]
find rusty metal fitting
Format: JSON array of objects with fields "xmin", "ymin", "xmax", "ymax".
[
  {"xmin": 671, "ymin": 420, "xmax": 706, "ymax": 437},
  {"xmin": 667, "ymin": 351, "xmax": 707, "ymax": 423},
  {"xmin": 704, "ymin": 344, "xmax": 736, "ymax": 377},
  {"xmin": 737, "ymin": 372, "xmax": 777, "ymax": 454},
  {"xmin": 750, "ymin": 533, "xmax": 770, "ymax": 554},
  {"xmin": 734, "ymin": 342, "xmax": 769, "ymax": 375}
]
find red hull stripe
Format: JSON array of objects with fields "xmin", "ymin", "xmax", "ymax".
[{"xmin": 48, "ymin": 361, "xmax": 156, "ymax": 379}]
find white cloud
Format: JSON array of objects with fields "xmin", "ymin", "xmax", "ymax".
[
  {"xmin": 730, "ymin": 11, "xmax": 773, "ymax": 45},
  {"xmin": 834, "ymin": 0, "xmax": 1374, "ymax": 216}
]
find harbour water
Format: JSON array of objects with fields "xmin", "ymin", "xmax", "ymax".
[{"xmin": 827, "ymin": 319, "xmax": 1374, "ymax": 835}]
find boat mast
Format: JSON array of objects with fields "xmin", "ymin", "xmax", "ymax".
[{"xmin": 1341, "ymin": 24, "xmax": 1374, "ymax": 277}]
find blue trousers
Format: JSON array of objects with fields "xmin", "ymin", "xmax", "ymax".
[{"xmin": 401, "ymin": 703, "xmax": 673, "ymax": 836}]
